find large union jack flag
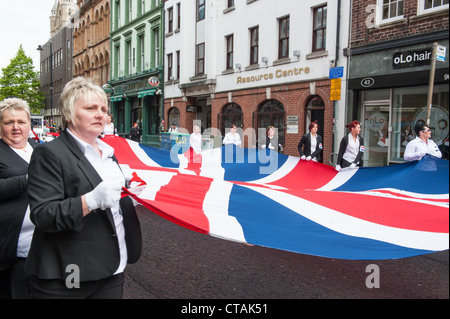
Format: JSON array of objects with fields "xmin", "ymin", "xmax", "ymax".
[{"xmin": 103, "ymin": 136, "xmax": 449, "ymax": 260}]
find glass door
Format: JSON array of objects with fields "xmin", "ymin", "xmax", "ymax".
[{"xmin": 363, "ymin": 104, "xmax": 390, "ymax": 167}]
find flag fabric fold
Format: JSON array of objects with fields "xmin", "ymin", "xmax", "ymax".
[{"xmin": 104, "ymin": 136, "xmax": 449, "ymax": 260}]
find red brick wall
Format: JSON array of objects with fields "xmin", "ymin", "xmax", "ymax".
[
  {"xmin": 351, "ymin": 0, "xmax": 449, "ymax": 47},
  {"xmin": 166, "ymin": 80, "xmax": 334, "ymax": 162}
]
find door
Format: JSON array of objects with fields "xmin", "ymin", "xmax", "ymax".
[{"xmin": 363, "ymin": 104, "xmax": 390, "ymax": 167}]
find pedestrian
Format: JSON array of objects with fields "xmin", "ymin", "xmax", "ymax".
[
  {"xmin": 102, "ymin": 113, "xmax": 116, "ymax": 136},
  {"xmin": 129, "ymin": 122, "xmax": 140, "ymax": 142},
  {"xmin": 404, "ymin": 123, "xmax": 442, "ymax": 161},
  {"xmin": 223, "ymin": 124, "xmax": 241, "ymax": 146},
  {"xmin": 168, "ymin": 123, "xmax": 179, "ymax": 133},
  {"xmin": 336, "ymin": 120, "xmax": 364, "ymax": 171},
  {"xmin": 298, "ymin": 121, "xmax": 323, "ymax": 162},
  {"xmin": 0, "ymin": 98, "xmax": 39, "ymax": 299},
  {"xmin": 189, "ymin": 125, "xmax": 202, "ymax": 153},
  {"xmin": 25, "ymin": 77, "xmax": 142, "ymax": 299},
  {"xmin": 261, "ymin": 126, "xmax": 282, "ymax": 152}
]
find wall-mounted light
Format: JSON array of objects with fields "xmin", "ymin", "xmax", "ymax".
[
  {"xmin": 261, "ymin": 56, "xmax": 268, "ymax": 68},
  {"xmin": 235, "ymin": 63, "xmax": 241, "ymax": 72},
  {"xmin": 293, "ymin": 50, "xmax": 300, "ymax": 59}
]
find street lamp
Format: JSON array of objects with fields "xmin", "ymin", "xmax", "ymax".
[{"xmin": 37, "ymin": 42, "xmax": 53, "ymax": 127}]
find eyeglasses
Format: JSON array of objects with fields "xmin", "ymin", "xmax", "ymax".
[{"xmin": 422, "ymin": 129, "xmax": 431, "ymax": 132}]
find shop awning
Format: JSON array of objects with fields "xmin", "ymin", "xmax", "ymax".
[
  {"xmin": 137, "ymin": 89, "xmax": 156, "ymax": 98},
  {"xmin": 110, "ymin": 95, "xmax": 123, "ymax": 102}
]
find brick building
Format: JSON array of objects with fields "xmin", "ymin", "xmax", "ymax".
[
  {"xmin": 73, "ymin": 0, "xmax": 111, "ymax": 87},
  {"xmin": 163, "ymin": 0, "xmax": 351, "ymax": 163},
  {"xmin": 346, "ymin": 0, "xmax": 449, "ymax": 166}
]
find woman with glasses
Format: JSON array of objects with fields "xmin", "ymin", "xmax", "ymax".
[{"xmin": 404, "ymin": 123, "xmax": 442, "ymax": 161}]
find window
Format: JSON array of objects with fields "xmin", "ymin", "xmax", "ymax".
[
  {"xmin": 176, "ymin": 50, "xmax": 180, "ymax": 80},
  {"xmin": 167, "ymin": 53, "xmax": 173, "ymax": 81},
  {"xmin": 128, "ymin": 0, "xmax": 133, "ymax": 22},
  {"xmin": 196, "ymin": 43, "xmax": 205, "ymax": 75},
  {"xmin": 380, "ymin": 0, "xmax": 404, "ymax": 21},
  {"xmin": 226, "ymin": 34, "xmax": 234, "ymax": 70},
  {"xmin": 139, "ymin": 35, "xmax": 145, "ymax": 71},
  {"xmin": 141, "ymin": 0, "xmax": 145, "ymax": 14},
  {"xmin": 418, "ymin": 0, "xmax": 449, "ymax": 14},
  {"xmin": 168, "ymin": 7, "xmax": 173, "ymax": 33},
  {"xmin": 278, "ymin": 16, "xmax": 289, "ymax": 59},
  {"xmin": 197, "ymin": 0, "xmax": 205, "ymax": 21},
  {"xmin": 250, "ymin": 26, "xmax": 259, "ymax": 65},
  {"xmin": 126, "ymin": 40, "xmax": 132, "ymax": 75},
  {"xmin": 227, "ymin": 0, "xmax": 235, "ymax": 8},
  {"xmin": 154, "ymin": 28, "xmax": 160, "ymax": 67},
  {"xmin": 177, "ymin": 3, "xmax": 181, "ymax": 30},
  {"xmin": 312, "ymin": 5, "xmax": 327, "ymax": 52}
]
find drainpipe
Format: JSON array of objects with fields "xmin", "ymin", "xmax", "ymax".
[{"xmin": 332, "ymin": 0, "xmax": 342, "ymax": 159}]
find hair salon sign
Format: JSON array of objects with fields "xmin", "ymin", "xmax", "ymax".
[{"xmin": 393, "ymin": 48, "xmax": 432, "ymax": 69}]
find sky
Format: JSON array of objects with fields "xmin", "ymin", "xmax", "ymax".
[{"xmin": 0, "ymin": 0, "xmax": 57, "ymax": 75}]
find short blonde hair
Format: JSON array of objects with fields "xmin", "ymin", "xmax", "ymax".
[
  {"xmin": 0, "ymin": 98, "xmax": 31, "ymax": 124},
  {"xmin": 60, "ymin": 77, "xmax": 108, "ymax": 128}
]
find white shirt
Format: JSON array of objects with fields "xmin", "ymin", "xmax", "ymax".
[
  {"xmin": 223, "ymin": 132, "xmax": 241, "ymax": 146},
  {"xmin": 67, "ymin": 129, "xmax": 128, "ymax": 274},
  {"xmin": 343, "ymin": 133, "xmax": 361, "ymax": 164},
  {"xmin": 310, "ymin": 135, "xmax": 317, "ymax": 161},
  {"xmin": 190, "ymin": 132, "xmax": 202, "ymax": 153},
  {"xmin": 404, "ymin": 136, "xmax": 442, "ymax": 161},
  {"xmin": 103, "ymin": 123, "xmax": 115, "ymax": 135},
  {"xmin": 10, "ymin": 142, "xmax": 35, "ymax": 258}
]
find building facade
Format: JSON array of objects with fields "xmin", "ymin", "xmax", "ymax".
[
  {"xmin": 163, "ymin": 0, "xmax": 351, "ymax": 162},
  {"xmin": 38, "ymin": 0, "xmax": 77, "ymax": 127},
  {"xmin": 73, "ymin": 0, "xmax": 111, "ymax": 86},
  {"xmin": 108, "ymin": 0, "xmax": 164, "ymax": 145},
  {"xmin": 346, "ymin": 0, "xmax": 449, "ymax": 166}
]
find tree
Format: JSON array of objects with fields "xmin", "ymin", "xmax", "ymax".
[{"xmin": 0, "ymin": 45, "xmax": 44, "ymax": 114}]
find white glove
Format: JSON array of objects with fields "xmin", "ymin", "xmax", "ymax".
[
  {"xmin": 335, "ymin": 165, "xmax": 341, "ymax": 172},
  {"xmin": 85, "ymin": 181, "xmax": 122, "ymax": 211},
  {"xmin": 350, "ymin": 163, "xmax": 357, "ymax": 169},
  {"xmin": 306, "ymin": 156, "xmax": 311, "ymax": 161},
  {"xmin": 301, "ymin": 155, "xmax": 306, "ymax": 160}
]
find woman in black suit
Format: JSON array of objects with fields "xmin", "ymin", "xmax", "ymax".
[
  {"xmin": 298, "ymin": 121, "xmax": 323, "ymax": 162},
  {"xmin": 25, "ymin": 77, "xmax": 142, "ymax": 299},
  {"xmin": 336, "ymin": 120, "xmax": 364, "ymax": 171},
  {"xmin": 0, "ymin": 98, "xmax": 39, "ymax": 298}
]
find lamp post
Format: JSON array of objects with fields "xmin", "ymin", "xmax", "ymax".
[{"xmin": 37, "ymin": 42, "xmax": 53, "ymax": 127}]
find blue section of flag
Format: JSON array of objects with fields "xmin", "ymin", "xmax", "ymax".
[
  {"xmin": 334, "ymin": 155, "xmax": 449, "ymax": 194},
  {"xmin": 228, "ymin": 185, "xmax": 434, "ymax": 260}
]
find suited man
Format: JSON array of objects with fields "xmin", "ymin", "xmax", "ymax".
[
  {"xmin": 26, "ymin": 77, "xmax": 142, "ymax": 299},
  {"xmin": 298, "ymin": 121, "xmax": 323, "ymax": 162},
  {"xmin": 0, "ymin": 98, "xmax": 39, "ymax": 299}
]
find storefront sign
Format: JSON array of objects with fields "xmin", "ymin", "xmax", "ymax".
[
  {"xmin": 236, "ymin": 67, "xmax": 310, "ymax": 84},
  {"xmin": 149, "ymin": 76, "xmax": 160, "ymax": 87},
  {"xmin": 102, "ymin": 83, "xmax": 113, "ymax": 93},
  {"xmin": 186, "ymin": 105, "xmax": 199, "ymax": 113},
  {"xmin": 392, "ymin": 48, "xmax": 432, "ymax": 69},
  {"xmin": 436, "ymin": 45, "xmax": 447, "ymax": 62}
]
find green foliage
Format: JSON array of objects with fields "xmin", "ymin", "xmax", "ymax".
[{"xmin": 0, "ymin": 45, "xmax": 44, "ymax": 114}]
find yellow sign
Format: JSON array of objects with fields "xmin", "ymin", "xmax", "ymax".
[{"xmin": 330, "ymin": 78, "xmax": 341, "ymax": 101}]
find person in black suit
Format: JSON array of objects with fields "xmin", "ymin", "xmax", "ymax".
[
  {"xmin": 336, "ymin": 120, "xmax": 365, "ymax": 171},
  {"xmin": 25, "ymin": 77, "xmax": 142, "ymax": 299},
  {"xmin": 0, "ymin": 98, "xmax": 39, "ymax": 299},
  {"xmin": 298, "ymin": 121, "xmax": 323, "ymax": 162}
]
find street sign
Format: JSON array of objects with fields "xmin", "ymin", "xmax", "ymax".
[
  {"xmin": 330, "ymin": 78, "xmax": 341, "ymax": 101},
  {"xmin": 436, "ymin": 45, "xmax": 447, "ymax": 62},
  {"xmin": 329, "ymin": 66, "xmax": 344, "ymax": 79}
]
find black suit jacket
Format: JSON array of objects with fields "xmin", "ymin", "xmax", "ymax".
[
  {"xmin": 337, "ymin": 135, "xmax": 365, "ymax": 167},
  {"xmin": 25, "ymin": 130, "xmax": 141, "ymax": 282},
  {"xmin": 297, "ymin": 133, "xmax": 323, "ymax": 161},
  {"xmin": 0, "ymin": 138, "xmax": 38, "ymax": 266}
]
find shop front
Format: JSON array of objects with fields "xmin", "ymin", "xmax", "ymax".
[
  {"xmin": 109, "ymin": 73, "xmax": 163, "ymax": 146},
  {"xmin": 348, "ymin": 41, "xmax": 449, "ymax": 166}
]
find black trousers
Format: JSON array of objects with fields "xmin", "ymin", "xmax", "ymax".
[{"xmin": 29, "ymin": 273, "xmax": 124, "ymax": 299}]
